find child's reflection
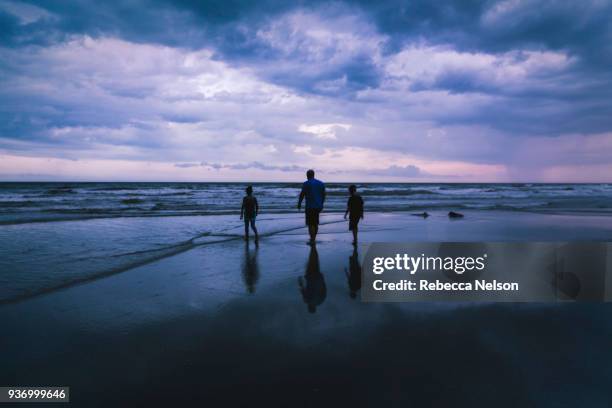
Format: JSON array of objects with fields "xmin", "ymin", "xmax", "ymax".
[
  {"xmin": 242, "ymin": 242, "xmax": 260, "ymax": 294},
  {"xmin": 298, "ymin": 246, "xmax": 326, "ymax": 313},
  {"xmin": 346, "ymin": 247, "xmax": 362, "ymax": 299}
]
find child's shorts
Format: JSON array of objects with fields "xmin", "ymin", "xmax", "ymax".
[{"xmin": 349, "ymin": 215, "xmax": 360, "ymax": 231}]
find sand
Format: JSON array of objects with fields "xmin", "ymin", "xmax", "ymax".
[{"xmin": 1, "ymin": 211, "xmax": 611, "ymax": 406}]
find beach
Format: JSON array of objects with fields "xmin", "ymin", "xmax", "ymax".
[
  {"xmin": 3, "ymin": 1, "xmax": 612, "ymax": 405},
  {"xmin": 1, "ymin": 209, "xmax": 612, "ymax": 406}
]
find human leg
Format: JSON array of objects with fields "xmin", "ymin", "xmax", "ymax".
[{"xmin": 250, "ymin": 219, "xmax": 258, "ymax": 240}]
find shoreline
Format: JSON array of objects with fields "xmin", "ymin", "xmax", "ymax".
[
  {"xmin": 1, "ymin": 210, "xmax": 611, "ymax": 306},
  {"xmin": 1, "ymin": 207, "xmax": 612, "ymax": 227}
]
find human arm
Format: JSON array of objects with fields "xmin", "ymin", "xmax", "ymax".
[
  {"xmin": 240, "ymin": 198, "xmax": 244, "ymax": 219},
  {"xmin": 297, "ymin": 186, "xmax": 305, "ymax": 210},
  {"xmin": 322, "ymin": 184, "xmax": 326, "ymax": 207},
  {"xmin": 255, "ymin": 198, "xmax": 259, "ymax": 216},
  {"xmin": 344, "ymin": 197, "xmax": 349, "ymax": 219}
]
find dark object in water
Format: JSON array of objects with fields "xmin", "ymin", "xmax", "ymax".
[
  {"xmin": 121, "ymin": 198, "xmax": 144, "ymax": 205},
  {"xmin": 46, "ymin": 187, "xmax": 75, "ymax": 195},
  {"xmin": 448, "ymin": 211, "xmax": 464, "ymax": 218},
  {"xmin": 411, "ymin": 212, "xmax": 429, "ymax": 218}
]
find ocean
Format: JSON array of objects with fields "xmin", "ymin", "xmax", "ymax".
[
  {"xmin": 1, "ymin": 182, "xmax": 611, "ymax": 225},
  {"xmin": 1, "ymin": 182, "xmax": 611, "ymax": 304}
]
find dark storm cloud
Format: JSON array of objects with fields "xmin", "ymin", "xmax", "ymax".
[
  {"xmin": 0, "ymin": 1, "xmax": 382, "ymax": 96},
  {"xmin": 1, "ymin": 0, "xmax": 612, "ymax": 180},
  {"xmin": 351, "ymin": 0, "xmax": 612, "ymax": 63},
  {"xmin": 7, "ymin": 1, "xmax": 612, "ymax": 64},
  {"xmin": 0, "ymin": 10, "xmax": 18, "ymax": 41},
  {"xmin": 6, "ymin": 1, "xmax": 611, "ymax": 77},
  {"xmin": 10, "ymin": 2, "xmax": 609, "ymax": 105},
  {"xmin": 1, "ymin": 0, "xmax": 286, "ymax": 48}
]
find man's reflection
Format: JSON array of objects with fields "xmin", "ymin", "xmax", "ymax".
[
  {"xmin": 346, "ymin": 247, "xmax": 361, "ymax": 299},
  {"xmin": 242, "ymin": 242, "xmax": 260, "ymax": 294},
  {"xmin": 298, "ymin": 246, "xmax": 326, "ymax": 313}
]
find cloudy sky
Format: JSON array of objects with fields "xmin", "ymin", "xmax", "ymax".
[{"xmin": 1, "ymin": 0, "xmax": 611, "ymax": 182}]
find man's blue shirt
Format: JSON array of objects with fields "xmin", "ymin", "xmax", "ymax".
[{"xmin": 302, "ymin": 178, "xmax": 325, "ymax": 209}]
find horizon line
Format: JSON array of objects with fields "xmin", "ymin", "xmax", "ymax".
[{"xmin": 0, "ymin": 180, "xmax": 609, "ymax": 184}]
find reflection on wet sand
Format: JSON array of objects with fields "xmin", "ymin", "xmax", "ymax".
[
  {"xmin": 346, "ymin": 247, "xmax": 362, "ymax": 299},
  {"xmin": 241, "ymin": 242, "xmax": 260, "ymax": 294},
  {"xmin": 298, "ymin": 246, "xmax": 326, "ymax": 313}
]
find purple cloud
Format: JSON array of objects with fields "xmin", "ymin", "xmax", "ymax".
[{"xmin": 0, "ymin": 0, "xmax": 611, "ymax": 182}]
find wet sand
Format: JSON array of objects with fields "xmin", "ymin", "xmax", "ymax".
[{"xmin": 1, "ymin": 211, "xmax": 611, "ymax": 407}]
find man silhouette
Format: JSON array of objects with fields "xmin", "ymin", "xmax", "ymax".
[{"xmin": 297, "ymin": 169, "xmax": 326, "ymax": 245}]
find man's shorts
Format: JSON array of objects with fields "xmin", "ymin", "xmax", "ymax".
[
  {"xmin": 305, "ymin": 208, "xmax": 321, "ymax": 226},
  {"xmin": 349, "ymin": 215, "xmax": 360, "ymax": 231}
]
